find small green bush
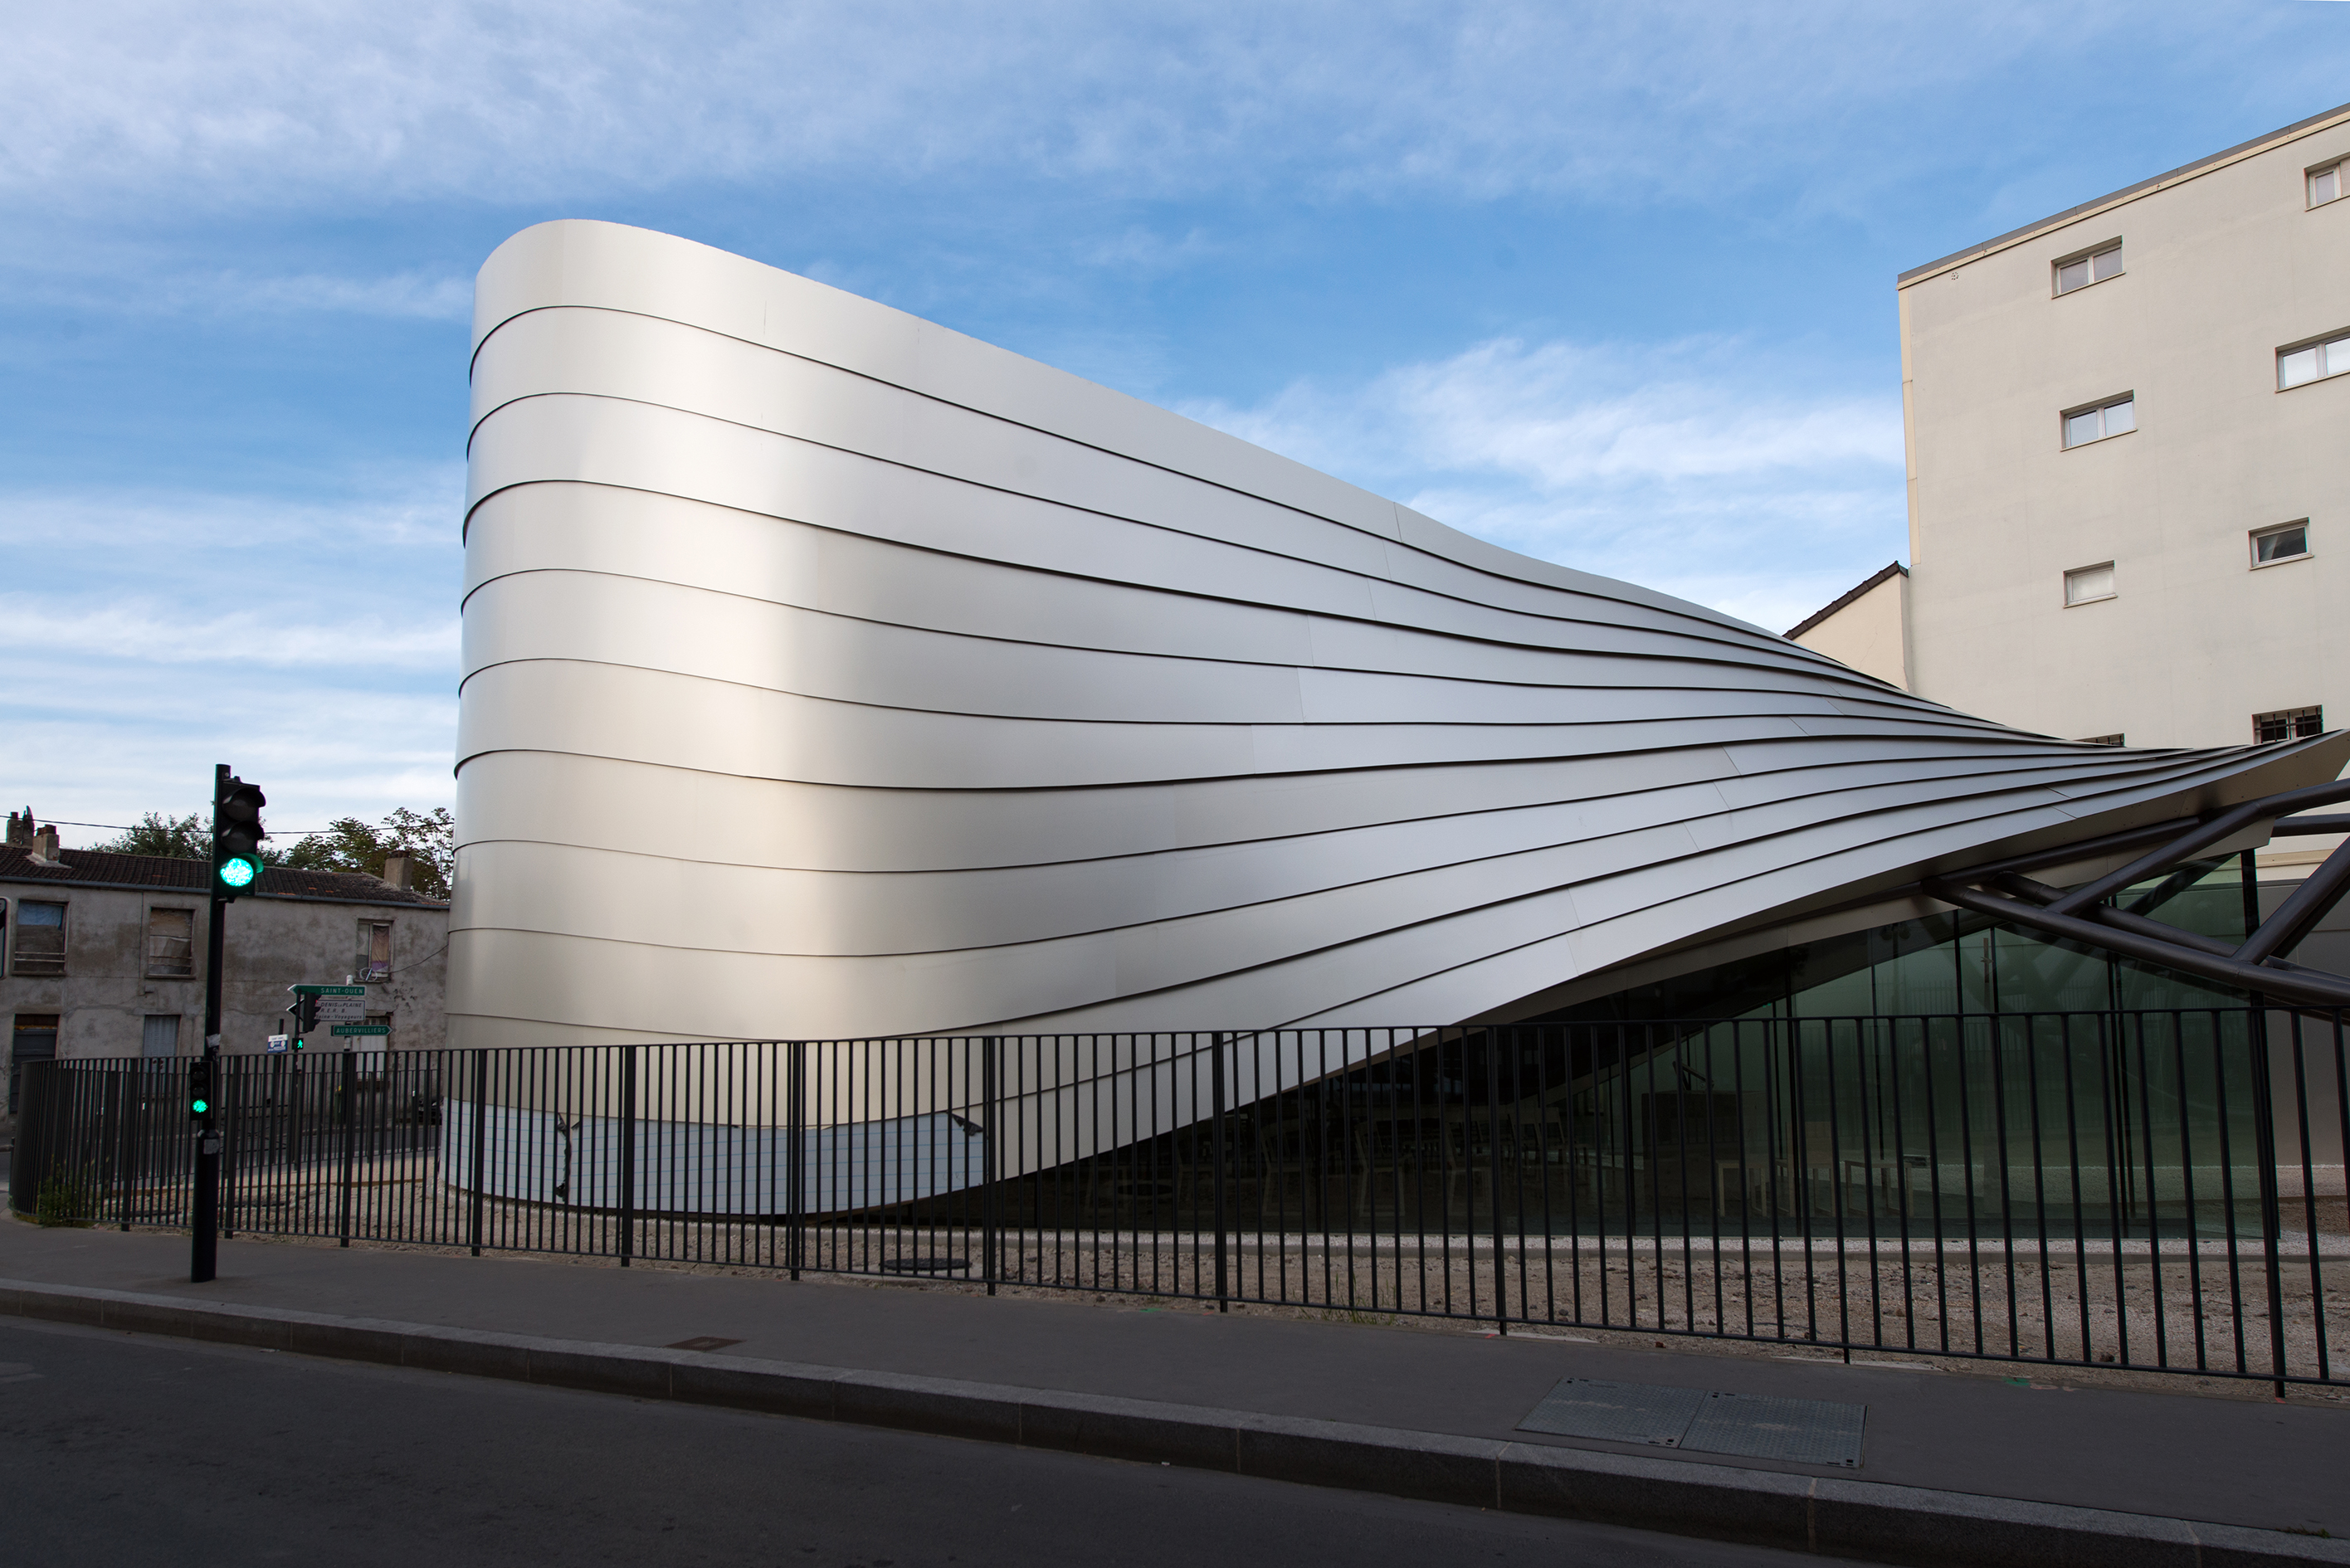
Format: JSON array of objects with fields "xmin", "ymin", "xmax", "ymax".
[{"xmin": 34, "ymin": 1170, "xmax": 97, "ymax": 1228}]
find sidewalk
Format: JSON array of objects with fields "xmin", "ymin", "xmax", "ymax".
[{"xmin": 2, "ymin": 1218, "xmax": 2343, "ymax": 1563}]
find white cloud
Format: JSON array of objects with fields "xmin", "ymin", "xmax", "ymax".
[
  {"xmin": 0, "ymin": 466, "xmax": 465, "ymax": 552},
  {"xmin": 0, "ymin": 1, "xmax": 2203, "ymax": 215},
  {"xmin": 0, "ymin": 599, "xmax": 458, "ymax": 671},
  {"xmin": 0, "ymin": 467, "xmax": 465, "ymax": 840},
  {"xmin": 1183, "ymin": 333, "xmax": 1906, "ymax": 633},
  {"xmin": 179, "ymin": 270, "xmax": 473, "ymax": 321}
]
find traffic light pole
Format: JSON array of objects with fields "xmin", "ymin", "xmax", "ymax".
[
  {"xmin": 193, "ymin": 884, "xmax": 224, "ymax": 1283},
  {"xmin": 190, "ymin": 761, "xmax": 237, "ymax": 1284}
]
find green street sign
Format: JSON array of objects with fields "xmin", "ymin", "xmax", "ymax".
[
  {"xmin": 291, "ymin": 985, "xmax": 368, "ymax": 996},
  {"xmin": 331, "ymin": 1025, "xmax": 390, "ymax": 1036}
]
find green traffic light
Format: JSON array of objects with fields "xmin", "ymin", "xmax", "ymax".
[
  {"xmin": 218, "ymin": 856, "xmax": 257, "ymax": 889},
  {"xmin": 191, "ymin": 1098, "xmax": 209, "ymax": 1114}
]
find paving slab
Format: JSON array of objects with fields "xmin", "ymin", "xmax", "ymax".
[{"xmin": 1, "ymin": 1218, "xmax": 2342, "ymax": 1541}]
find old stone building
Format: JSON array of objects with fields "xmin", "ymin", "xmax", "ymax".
[{"xmin": 2, "ymin": 814, "xmax": 448, "ymax": 1128}]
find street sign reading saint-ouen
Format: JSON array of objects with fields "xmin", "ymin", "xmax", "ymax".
[{"xmin": 289, "ymin": 986, "xmax": 367, "ymax": 995}]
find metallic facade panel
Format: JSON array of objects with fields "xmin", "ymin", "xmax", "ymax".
[{"xmin": 454, "ymin": 219, "xmax": 2348, "ymax": 1049}]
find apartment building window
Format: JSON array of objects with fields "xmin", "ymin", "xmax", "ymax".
[
  {"xmin": 145, "ymin": 907, "xmax": 194, "ymax": 977},
  {"xmin": 2255, "ymin": 706, "xmax": 2323, "ymax": 743},
  {"xmin": 2252, "ymin": 521, "xmax": 2311, "ymax": 567},
  {"xmin": 2064, "ymin": 562, "xmax": 2116, "ymax": 606},
  {"xmin": 141, "ymin": 1015, "xmax": 181, "ymax": 1059},
  {"xmin": 2278, "ymin": 331, "xmax": 2350, "ymax": 389},
  {"xmin": 359, "ymin": 920, "xmax": 393, "ymax": 983},
  {"xmin": 12, "ymin": 901, "xmax": 66, "ymax": 976},
  {"xmin": 2062, "ymin": 395, "xmax": 2134, "ymax": 448},
  {"xmin": 2312, "ymin": 162, "xmax": 2343, "ymax": 208},
  {"xmin": 2076, "ymin": 734, "xmax": 2125, "ymax": 747},
  {"xmin": 2053, "ymin": 241, "xmax": 2123, "ymax": 295}
]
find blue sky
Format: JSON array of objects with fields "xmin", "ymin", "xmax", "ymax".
[{"xmin": 6, "ymin": 1, "xmax": 2348, "ymax": 844}]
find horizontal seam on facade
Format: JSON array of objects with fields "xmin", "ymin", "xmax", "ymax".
[{"xmin": 462, "ymin": 389, "xmax": 1787, "ymax": 655}]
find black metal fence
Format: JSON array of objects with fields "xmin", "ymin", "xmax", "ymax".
[{"xmin": 12, "ymin": 1010, "xmax": 2345, "ymax": 1388}]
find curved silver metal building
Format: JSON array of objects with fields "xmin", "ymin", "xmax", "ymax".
[{"xmin": 454, "ymin": 219, "xmax": 2345, "ymax": 1052}]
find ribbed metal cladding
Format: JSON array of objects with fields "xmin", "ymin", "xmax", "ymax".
[{"xmin": 453, "ymin": 219, "xmax": 2348, "ymax": 1051}]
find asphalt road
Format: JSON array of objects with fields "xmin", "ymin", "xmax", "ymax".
[{"xmin": 0, "ymin": 1317, "xmax": 1870, "ymax": 1568}]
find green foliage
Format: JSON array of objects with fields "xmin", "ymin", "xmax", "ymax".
[
  {"xmin": 282, "ymin": 806, "xmax": 454, "ymax": 900},
  {"xmin": 35, "ymin": 1169, "xmax": 96, "ymax": 1228},
  {"xmin": 89, "ymin": 811, "xmax": 208, "ymax": 859},
  {"xmin": 93, "ymin": 805, "xmax": 454, "ymax": 898}
]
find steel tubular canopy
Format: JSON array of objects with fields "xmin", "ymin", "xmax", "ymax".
[{"xmin": 453, "ymin": 220, "xmax": 2350, "ymax": 1051}]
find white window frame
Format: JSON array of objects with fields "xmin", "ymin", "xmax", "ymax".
[
  {"xmin": 2064, "ymin": 562, "xmax": 2117, "ymax": 606},
  {"xmin": 2051, "ymin": 240, "xmax": 2124, "ymax": 297},
  {"xmin": 2310, "ymin": 160, "xmax": 2343, "ymax": 210},
  {"xmin": 2250, "ymin": 520, "xmax": 2312, "ymax": 570},
  {"xmin": 2061, "ymin": 395, "xmax": 2135, "ymax": 449},
  {"xmin": 2277, "ymin": 330, "xmax": 2350, "ymax": 391}
]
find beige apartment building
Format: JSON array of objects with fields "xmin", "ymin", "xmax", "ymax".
[{"xmin": 1799, "ymin": 100, "xmax": 2350, "ymax": 855}]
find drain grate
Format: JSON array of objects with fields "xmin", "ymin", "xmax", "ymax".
[
  {"xmin": 1518, "ymin": 1378, "xmax": 1865, "ymax": 1468},
  {"xmin": 666, "ymin": 1337, "xmax": 743, "ymax": 1352}
]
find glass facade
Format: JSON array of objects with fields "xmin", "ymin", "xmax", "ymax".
[
  {"xmin": 1541, "ymin": 855, "xmax": 2257, "ymax": 1025},
  {"xmin": 1441, "ymin": 855, "xmax": 2283, "ymax": 1240}
]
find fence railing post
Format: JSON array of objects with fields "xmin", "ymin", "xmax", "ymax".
[
  {"xmin": 1486, "ymin": 1030, "xmax": 1509, "ymax": 1333},
  {"xmin": 982, "ymin": 1035, "xmax": 1000, "ymax": 1297},
  {"xmin": 787, "ymin": 1040, "xmax": 804, "ymax": 1280},
  {"xmin": 1212, "ymin": 1032, "xmax": 1229, "ymax": 1312},
  {"xmin": 2248, "ymin": 998, "xmax": 2289, "ymax": 1396},
  {"xmin": 338, "ymin": 1049, "xmax": 358, "ymax": 1248},
  {"xmin": 121, "ymin": 1063, "xmax": 144, "ymax": 1231},
  {"xmin": 468, "ymin": 1049, "xmax": 487, "ymax": 1257},
  {"xmin": 619, "ymin": 1044, "xmax": 637, "ymax": 1268}
]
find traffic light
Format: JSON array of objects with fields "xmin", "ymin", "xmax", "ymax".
[
  {"xmin": 293, "ymin": 992, "xmax": 319, "ymax": 1046},
  {"xmin": 188, "ymin": 1056, "xmax": 212, "ymax": 1121},
  {"xmin": 211, "ymin": 772, "xmax": 267, "ymax": 898}
]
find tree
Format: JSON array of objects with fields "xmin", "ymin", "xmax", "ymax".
[
  {"xmin": 89, "ymin": 812, "xmax": 208, "ymax": 859},
  {"xmin": 91, "ymin": 805, "xmax": 455, "ymax": 899},
  {"xmin": 281, "ymin": 807, "xmax": 454, "ymax": 900}
]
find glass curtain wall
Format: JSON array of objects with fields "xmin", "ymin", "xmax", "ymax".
[{"xmin": 1497, "ymin": 856, "xmax": 2267, "ymax": 1238}]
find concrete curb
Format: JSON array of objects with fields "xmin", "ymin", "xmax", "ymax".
[{"xmin": 2, "ymin": 1277, "xmax": 2340, "ymax": 1567}]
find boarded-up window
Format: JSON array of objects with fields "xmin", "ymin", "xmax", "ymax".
[
  {"xmin": 360, "ymin": 921, "xmax": 392, "ymax": 982},
  {"xmin": 146, "ymin": 908, "xmax": 194, "ymax": 977},
  {"xmin": 12, "ymin": 903, "xmax": 66, "ymax": 976}
]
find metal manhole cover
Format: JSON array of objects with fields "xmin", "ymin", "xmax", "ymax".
[
  {"xmin": 1516, "ymin": 1378, "xmax": 1709, "ymax": 1446},
  {"xmin": 1681, "ymin": 1392, "xmax": 1866, "ymax": 1468},
  {"xmin": 1518, "ymin": 1379, "xmax": 1866, "ymax": 1468}
]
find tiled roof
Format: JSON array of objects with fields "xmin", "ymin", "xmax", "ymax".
[{"xmin": 0, "ymin": 846, "xmax": 446, "ymax": 908}]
